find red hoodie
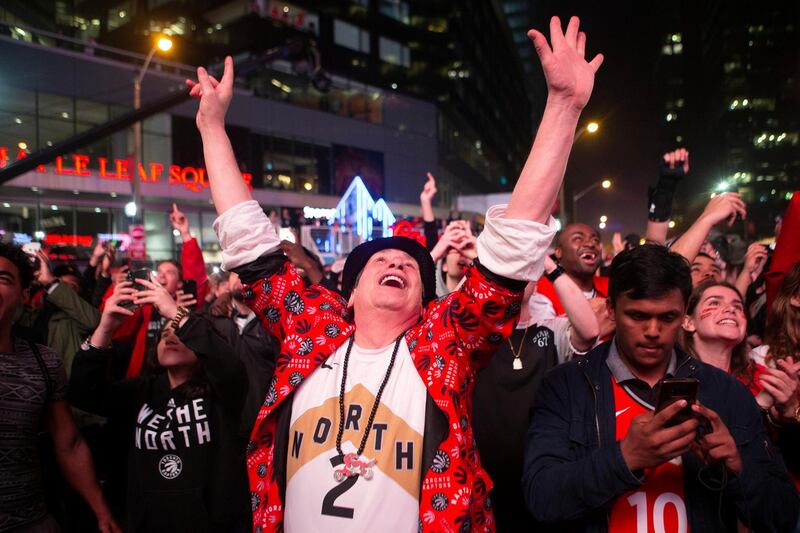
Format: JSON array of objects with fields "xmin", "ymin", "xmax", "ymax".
[
  {"xmin": 766, "ymin": 190, "xmax": 800, "ymax": 314},
  {"xmin": 102, "ymin": 237, "xmax": 209, "ymax": 377}
]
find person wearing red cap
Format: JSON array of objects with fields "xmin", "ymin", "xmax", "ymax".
[{"xmin": 187, "ymin": 15, "xmax": 603, "ymax": 533}]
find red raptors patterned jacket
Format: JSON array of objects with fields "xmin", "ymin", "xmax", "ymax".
[{"xmin": 235, "ymin": 253, "xmax": 525, "ymax": 532}]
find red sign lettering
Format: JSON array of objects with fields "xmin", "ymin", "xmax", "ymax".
[
  {"xmin": 54, "ymin": 156, "xmax": 73, "ymax": 175},
  {"xmin": 1, "ymin": 146, "xmax": 253, "ymax": 193},
  {"xmin": 73, "ymin": 155, "xmax": 90, "ymax": 176},
  {"xmin": 44, "ymin": 234, "xmax": 94, "ymax": 247}
]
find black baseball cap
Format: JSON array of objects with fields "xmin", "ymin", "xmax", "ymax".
[{"xmin": 341, "ymin": 237, "xmax": 437, "ymax": 305}]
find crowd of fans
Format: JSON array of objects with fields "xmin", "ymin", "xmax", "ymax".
[{"xmin": 2, "ymin": 15, "xmax": 800, "ymax": 533}]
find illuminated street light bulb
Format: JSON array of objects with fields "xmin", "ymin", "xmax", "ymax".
[
  {"xmin": 124, "ymin": 201, "xmax": 137, "ymax": 218},
  {"xmin": 586, "ymin": 122, "xmax": 599, "ymax": 134},
  {"xmin": 598, "ymin": 222, "xmax": 607, "ymax": 229},
  {"xmin": 601, "ymin": 179, "xmax": 612, "ymax": 189},
  {"xmin": 668, "ymin": 220, "xmax": 676, "ymax": 229},
  {"xmin": 600, "ymin": 215, "xmax": 608, "ymax": 223},
  {"xmin": 157, "ymin": 36, "xmax": 173, "ymax": 52}
]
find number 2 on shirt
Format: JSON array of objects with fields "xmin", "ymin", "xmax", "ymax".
[
  {"xmin": 626, "ymin": 491, "xmax": 688, "ymax": 533},
  {"xmin": 321, "ymin": 455, "xmax": 358, "ymax": 519}
]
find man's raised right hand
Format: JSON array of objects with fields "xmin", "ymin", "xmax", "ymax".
[
  {"xmin": 620, "ymin": 399, "xmax": 699, "ymax": 472},
  {"xmin": 186, "ymin": 56, "xmax": 234, "ymax": 131},
  {"xmin": 528, "ymin": 16, "xmax": 603, "ymax": 112}
]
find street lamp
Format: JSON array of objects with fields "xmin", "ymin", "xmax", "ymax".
[
  {"xmin": 124, "ymin": 201, "xmax": 138, "ymax": 218},
  {"xmin": 132, "ymin": 34, "xmax": 173, "ymax": 224},
  {"xmin": 572, "ymin": 178, "xmax": 612, "ymax": 222},
  {"xmin": 559, "ymin": 120, "xmax": 602, "ymax": 223},
  {"xmin": 573, "ymin": 120, "xmax": 600, "ymax": 143}
]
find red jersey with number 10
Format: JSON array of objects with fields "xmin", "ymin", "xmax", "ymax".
[{"xmin": 608, "ymin": 378, "xmax": 689, "ymax": 533}]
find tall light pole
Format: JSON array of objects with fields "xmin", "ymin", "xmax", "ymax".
[
  {"xmin": 572, "ymin": 178, "xmax": 611, "ymax": 222},
  {"xmin": 558, "ymin": 120, "xmax": 600, "ymax": 224},
  {"xmin": 132, "ymin": 35, "xmax": 173, "ymax": 223}
]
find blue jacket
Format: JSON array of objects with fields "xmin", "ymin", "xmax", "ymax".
[{"xmin": 522, "ymin": 341, "xmax": 799, "ymax": 532}]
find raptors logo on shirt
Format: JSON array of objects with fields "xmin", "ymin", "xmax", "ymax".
[{"xmin": 159, "ymin": 454, "xmax": 183, "ymax": 479}]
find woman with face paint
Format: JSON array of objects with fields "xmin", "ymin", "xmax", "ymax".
[
  {"xmin": 682, "ymin": 280, "xmax": 799, "ymax": 415},
  {"xmin": 682, "ymin": 278, "xmax": 800, "ymax": 491}
]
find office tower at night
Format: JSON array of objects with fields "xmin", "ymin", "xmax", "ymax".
[{"xmin": 654, "ymin": 0, "xmax": 799, "ymax": 237}]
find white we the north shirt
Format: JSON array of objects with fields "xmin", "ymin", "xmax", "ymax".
[{"xmin": 284, "ymin": 337, "xmax": 426, "ymax": 533}]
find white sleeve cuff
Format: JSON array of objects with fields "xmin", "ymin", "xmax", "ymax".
[
  {"xmin": 213, "ymin": 200, "xmax": 281, "ymax": 270},
  {"xmin": 476, "ymin": 204, "xmax": 558, "ymax": 281}
]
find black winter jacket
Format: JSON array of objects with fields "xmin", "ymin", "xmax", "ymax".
[{"xmin": 522, "ymin": 341, "xmax": 799, "ymax": 533}]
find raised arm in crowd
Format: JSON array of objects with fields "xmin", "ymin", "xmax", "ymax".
[
  {"xmin": 70, "ymin": 279, "xmax": 250, "ymax": 531},
  {"xmin": 187, "ymin": 14, "xmax": 601, "ymax": 532},
  {"xmin": 645, "ymin": 148, "xmax": 688, "ymax": 245}
]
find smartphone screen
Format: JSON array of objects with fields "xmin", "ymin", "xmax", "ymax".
[
  {"xmin": 655, "ymin": 377, "xmax": 699, "ymax": 427},
  {"xmin": 127, "ymin": 268, "xmax": 151, "ymax": 291},
  {"xmin": 182, "ymin": 279, "xmax": 197, "ymax": 302}
]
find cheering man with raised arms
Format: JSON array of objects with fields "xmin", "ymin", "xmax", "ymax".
[{"xmin": 187, "ymin": 16, "xmax": 602, "ymax": 533}]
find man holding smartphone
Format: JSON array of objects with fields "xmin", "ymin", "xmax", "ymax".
[
  {"xmin": 106, "ymin": 203, "xmax": 208, "ymax": 378},
  {"xmin": 523, "ymin": 244, "xmax": 798, "ymax": 532}
]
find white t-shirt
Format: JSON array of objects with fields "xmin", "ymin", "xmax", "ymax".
[{"xmin": 284, "ymin": 337, "xmax": 426, "ymax": 533}]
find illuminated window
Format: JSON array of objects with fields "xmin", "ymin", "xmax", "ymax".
[
  {"xmin": 751, "ymin": 98, "xmax": 775, "ymax": 111},
  {"xmin": 723, "ymin": 61, "xmax": 741, "ymax": 73},
  {"xmin": 379, "ymin": 36, "xmax": 410, "ymax": 67},
  {"xmin": 107, "ymin": 1, "xmax": 134, "ymax": 30},
  {"xmin": 753, "ymin": 132, "xmax": 799, "ymax": 149},
  {"xmin": 661, "ymin": 37, "xmax": 683, "ymax": 55},
  {"xmin": 379, "ymin": 0, "xmax": 410, "ymax": 24},
  {"xmin": 729, "ymin": 97, "xmax": 750, "ymax": 110},
  {"xmin": 334, "ymin": 19, "xmax": 370, "ymax": 53}
]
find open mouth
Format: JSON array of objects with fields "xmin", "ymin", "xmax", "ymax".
[
  {"xmin": 379, "ymin": 274, "xmax": 406, "ymax": 289},
  {"xmin": 717, "ymin": 318, "xmax": 738, "ymax": 327},
  {"xmin": 457, "ymin": 259, "xmax": 468, "ymax": 268},
  {"xmin": 579, "ymin": 250, "xmax": 598, "ymax": 262}
]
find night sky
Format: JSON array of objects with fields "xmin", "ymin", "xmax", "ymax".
[{"xmin": 527, "ymin": 1, "xmax": 669, "ymax": 238}]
